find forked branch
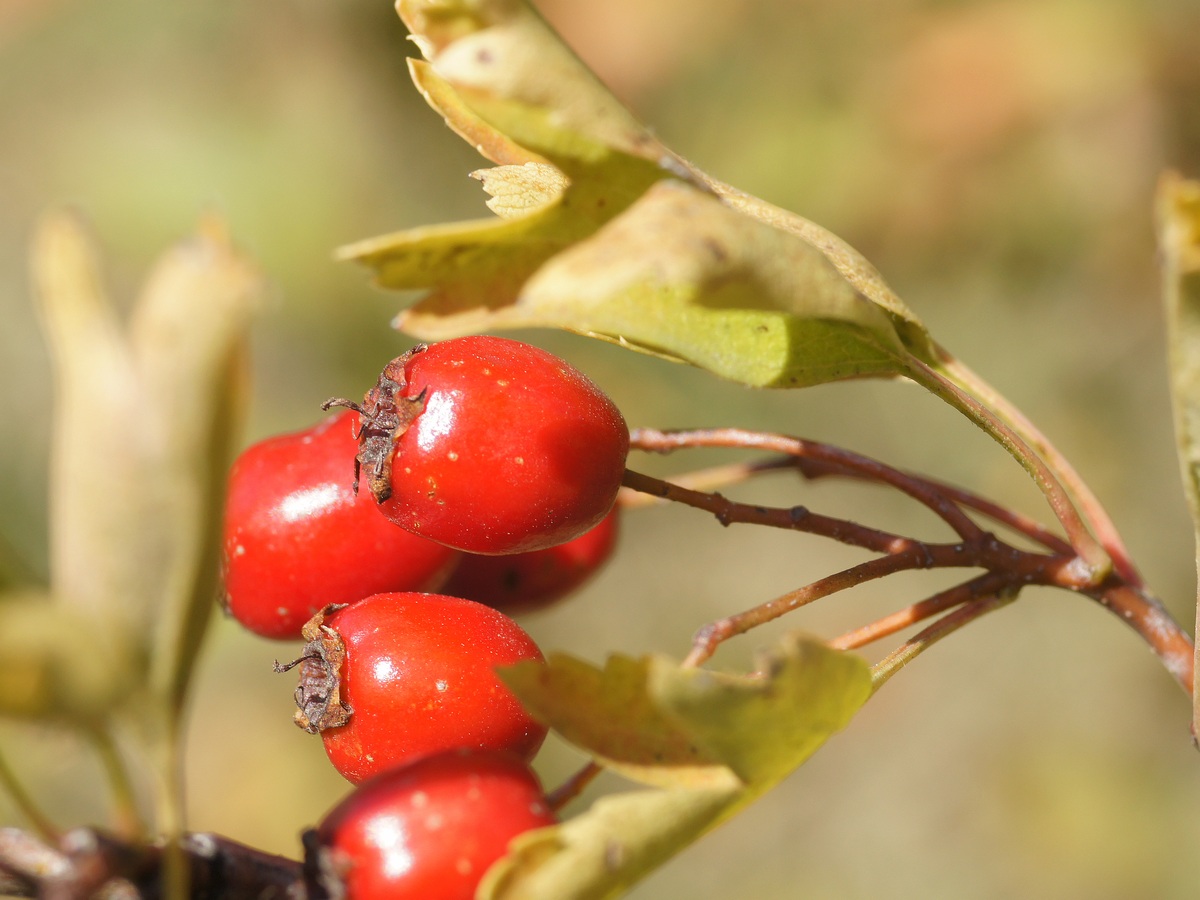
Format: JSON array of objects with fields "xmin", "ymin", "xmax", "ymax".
[{"xmin": 622, "ymin": 427, "xmax": 1194, "ymax": 693}]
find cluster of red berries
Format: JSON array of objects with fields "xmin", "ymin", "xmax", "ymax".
[{"xmin": 220, "ymin": 336, "xmax": 629, "ymax": 899}]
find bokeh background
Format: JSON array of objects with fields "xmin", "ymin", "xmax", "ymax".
[{"xmin": 3, "ymin": 0, "xmax": 1200, "ymax": 897}]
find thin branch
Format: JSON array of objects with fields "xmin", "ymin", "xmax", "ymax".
[
  {"xmin": 631, "ymin": 428, "xmax": 984, "ymax": 543},
  {"xmin": 83, "ymin": 726, "xmax": 146, "ymax": 843},
  {"xmin": 623, "ymin": 429, "xmax": 1194, "ymax": 696},
  {"xmin": 0, "ymin": 747, "xmax": 60, "ymax": 842},
  {"xmin": 684, "ymin": 550, "xmax": 938, "ymax": 668},
  {"xmin": 617, "ymin": 458, "xmax": 793, "ymax": 510},
  {"xmin": 870, "ymin": 589, "xmax": 1022, "ymax": 691},
  {"xmin": 1087, "ymin": 582, "xmax": 1194, "ymax": 694},
  {"xmin": 624, "ymin": 459, "xmax": 1100, "ymax": 668},
  {"xmin": 903, "ymin": 357, "xmax": 1111, "ymax": 583},
  {"xmin": 546, "ymin": 761, "xmax": 604, "ymax": 814},
  {"xmin": 623, "ymin": 439, "xmax": 1075, "ymax": 556},
  {"xmin": 936, "ymin": 349, "xmax": 1143, "ymax": 587},
  {"xmin": 623, "ymin": 468, "xmax": 924, "ymax": 556},
  {"xmin": 919, "ymin": 480, "xmax": 1073, "ymax": 555},
  {"xmin": 621, "ymin": 430, "xmax": 1077, "ymax": 561},
  {"xmin": 829, "ymin": 573, "xmax": 1009, "ymax": 651}
]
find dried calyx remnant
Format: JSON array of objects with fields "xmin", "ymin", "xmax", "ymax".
[
  {"xmin": 273, "ymin": 605, "xmax": 352, "ymax": 734},
  {"xmin": 322, "ymin": 344, "xmax": 428, "ymax": 503}
]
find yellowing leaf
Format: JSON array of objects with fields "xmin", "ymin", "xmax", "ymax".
[
  {"xmin": 648, "ymin": 632, "xmax": 873, "ymax": 786},
  {"xmin": 398, "ymin": 0, "xmax": 677, "ymax": 172},
  {"xmin": 480, "ymin": 785, "xmax": 742, "ymax": 900},
  {"xmin": 515, "ymin": 180, "xmax": 909, "ymax": 387},
  {"xmin": 473, "ymin": 162, "xmax": 567, "ymax": 219},
  {"xmin": 408, "ymin": 58, "xmax": 539, "ymax": 168},
  {"xmin": 346, "ymin": 0, "xmax": 942, "ymax": 392},
  {"xmin": 1156, "ymin": 171, "xmax": 1200, "ymax": 725},
  {"xmin": 129, "ymin": 216, "xmax": 263, "ymax": 705},
  {"xmin": 30, "ymin": 211, "xmax": 263, "ymax": 716},
  {"xmin": 32, "ymin": 211, "xmax": 147, "ymax": 637},
  {"xmin": 706, "ymin": 180, "xmax": 937, "ymax": 362},
  {"xmin": 396, "ymin": 0, "xmax": 934, "ymax": 364},
  {"xmin": 501, "ymin": 654, "xmax": 730, "ymax": 790},
  {"xmin": 488, "ymin": 635, "xmax": 871, "ymax": 899},
  {"xmin": 503, "ymin": 633, "xmax": 871, "ymax": 791},
  {"xmin": 339, "ymin": 158, "xmax": 669, "ymax": 338},
  {"xmin": 384, "ymin": 180, "xmax": 910, "ymax": 386}
]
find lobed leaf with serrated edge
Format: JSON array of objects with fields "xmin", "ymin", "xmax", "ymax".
[
  {"xmin": 489, "ymin": 634, "xmax": 871, "ymax": 899},
  {"xmin": 343, "ymin": 0, "xmax": 940, "ymax": 391}
]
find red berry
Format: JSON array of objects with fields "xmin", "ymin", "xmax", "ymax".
[
  {"xmin": 443, "ymin": 507, "xmax": 620, "ymax": 614},
  {"xmin": 314, "ymin": 750, "xmax": 556, "ymax": 900},
  {"xmin": 283, "ymin": 593, "xmax": 547, "ymax": 783},
  {"xmin": 330, "ymin": 337, "xmax": 629, "ymax": 555},
  {"xmin": 222, "ymin": 412, "xmax": 459, "ymax": 640}
]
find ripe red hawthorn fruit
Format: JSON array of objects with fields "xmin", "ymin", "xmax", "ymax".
[
  {"xmin": 326, "ymin": 336, "xmax": 629, "ymax": 555},
  {"xmin": 312, "ymin": 750, "xmax": 556, "ymax": 900},
  {"xmin": 280, "ymin": 593, "xmax": 547, "ymax": 783},
  {"xmin": 442, "ymin": 506, "xmax": 620, "ymax": 615},
  {"xmin": 221, "ymin": 412, "xmax": 459, "ymax": 640}
]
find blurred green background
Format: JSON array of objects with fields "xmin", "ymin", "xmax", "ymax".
[{"xmin": 3, "ymin": 0, "xmax": 1200, "ymax": 897}]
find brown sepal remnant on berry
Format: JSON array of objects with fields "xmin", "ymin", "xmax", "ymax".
[
  {"xmin": 273, "ymin": 604, "xmax": 353, "ymax": 734},
  {"xmin": 321, "ymin": 344, "xmax": 428, "ymax": 503}
]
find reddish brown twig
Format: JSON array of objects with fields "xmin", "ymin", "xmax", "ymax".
[
  {"xmin": 933, "ymin": 349, "xmax": 1143, "ymax": 587},
  {"xmin": 829, "ymin": 572, "xmax": 1011, "ymax": 651},
  {"xmin": 631, "ymin": 428, "xmax": 983, "ymax": 543},
  {"xmin": 622, "ymin": 426, "xmax": 1194, "ymax": 696},
  {"xmin": 870, "ymin": 588, "xmax": 1023, "ymax": 689},
  {"xmin": 547, "ymin": 761, "xmax": 604, "ymax": 814}
]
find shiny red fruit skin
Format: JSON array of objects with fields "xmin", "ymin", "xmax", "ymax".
[
  {"xmin": 443, "ymin": 507, "xmax": 620, "ymax": 614},
  {"xmin": 317, "ymin": 751, "xmax": 556, "ymax": 900},
  {"xmin": 379, "ymin": 337, "xmax": 629, "ymax": 555},
  {"xmin": 320, "ymin": 593, "xmax": 547, "ymax": 783},
  {"xmin": 221, "ymin": 412, "xmax": 458, "ymax": 640}
]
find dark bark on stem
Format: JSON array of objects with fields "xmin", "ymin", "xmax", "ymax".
[{"xmin": 0, "ymin": 828, "xmax": 305, "ymax": 900}]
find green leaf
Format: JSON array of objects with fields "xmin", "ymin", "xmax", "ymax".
[
  {"xmin": 501, "ymin": 654, "xmax": 730, "ymax": 790},
  {"xmin": 489, "ymin": 634, "xmax": 871, "ymax": 899},
  {"xmin": 408, "ymin": 58, "xmax": 541, "ymax": 169},
  {"xmin": 473, "ymin": 162, "xmax": 567, "ymax": 219},
  {"xmin": 504, "ymin": 633, "xmax": 870, "ymax": 791},
  {"xmin": 394, "ymin": 0, "xmax": 934, "ymax": 364},
  {"xmin": 647, "ymin": 632, "xmax": 873, "ymax": 786},
  {"xmin": 513, "ymin": 180, "xmax": 910, "ymax": 387},
  {"xmin": 339, "ymin": 153, "xmax": 669, "ymax": 342},
  {"xmin": 1156, "ymin": 171, "xmax": 1200, "ymax": 720},
  {"xmin": 480, "ymin": 784, "xmax": 742, "ymax": 900},
  {"xmin": 345, "ymin": 0, "xmax": 941, "ymax": 391},
  {"xmin": 380, "ymin": 179, "xmax": 909, "ymax": 386},
  {"xmin": 702, "ymin": 179, "xmax": 938, "ymax": 363},
  {"xmin": 397, "ymin": 0, "xmax": 679, "ymax": 174}
]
